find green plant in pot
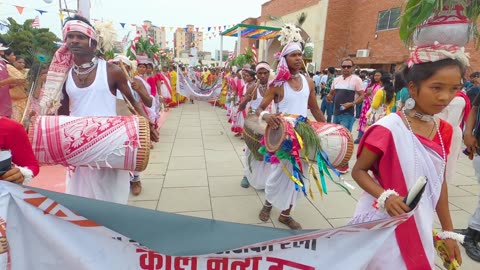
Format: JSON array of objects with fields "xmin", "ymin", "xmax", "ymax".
[{"xmin": 399, "ymin": 0, "xmax": 480, "ymax": 47}]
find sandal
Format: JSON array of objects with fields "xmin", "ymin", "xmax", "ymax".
[
  {"xmin": 278, "ymin": 214, "xmax": 302, "ymax": 230},
  {"xmin": 258, "ymin": 204, "xmax": 272, "ymax": 222}
]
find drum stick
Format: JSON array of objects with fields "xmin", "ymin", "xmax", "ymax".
[
  {"xmin": 119, "ymin": 60, "xmax": 134, "ymax": 83},
  {"xmin": 118, "ymin": 60, "xmax": 140, "ymax": 116},
  {"xmin": 21, "ymin": 67, "xmax": 41, "ymax": 128}
]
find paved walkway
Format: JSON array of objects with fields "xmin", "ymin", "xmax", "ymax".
[{"xmin": 127, "ymin": 100, "xmax": 479, "ymax": 269}]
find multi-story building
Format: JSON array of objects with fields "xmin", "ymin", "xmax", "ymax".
[
  {"xmin": 174, "ymin": 25, "xmax": 204, "ymax": 58},
  {"xmin": 136, "ymin": 20, "xmax": 167, "ymax": 50}
]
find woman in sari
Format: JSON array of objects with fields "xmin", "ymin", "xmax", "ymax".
[
  {"xmin": 5, "ymin": 50, "xmax": 27, "ymax": 123},
  {"xmin": 368, "ymin": 75, "xmax": 396, "ymax": 119},
  {"xmin": 350, "ymin": 55, "xmax": 465, "ymax": 269},
  {"xmin": 355, "ymin": 70, "xmax": 383, "ymax": 144}
]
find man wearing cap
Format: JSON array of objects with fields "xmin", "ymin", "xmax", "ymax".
[
  {"xmin": 40, "ymin": 15, "xmax": 158, "ymax": 204},
  {"xmin": 255, "ymin": 42, "xmax": 325, "ymax": 230}
]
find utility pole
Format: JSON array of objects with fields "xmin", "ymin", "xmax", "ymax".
[{"xmin": 77, "ymin": 0, "xmax": 91, "ymax": 20}]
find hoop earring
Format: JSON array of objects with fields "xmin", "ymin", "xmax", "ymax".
[{"xmin": 404, "ymin": 98, "xmax": 415, "ymax": 110}]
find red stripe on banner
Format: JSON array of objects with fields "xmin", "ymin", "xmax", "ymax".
[
  {"xmin": 24, "ymin": 197, "xmax": 48, "ymax": 208},
  {"xmin": 43, "ymin": 201, "xmax": 59, "ymax": 215},
  {"xmin": 55, "ymin": 210, "xmax": 67, "ymax": 217},
  {"xmin": 69, "ymin": 220, "xmax": 100, "ymax": 227}
]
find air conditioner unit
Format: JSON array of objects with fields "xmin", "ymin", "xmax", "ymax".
[{"xmin": 356, "ymin": 49, "xmax": 370, "ymax": 58}]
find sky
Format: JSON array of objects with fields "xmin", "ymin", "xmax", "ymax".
[{"xmin": 1, "ymin": 0, "xmax": 270, "ymax": 54}]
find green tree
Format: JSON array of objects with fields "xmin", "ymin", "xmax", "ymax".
[
  {"xmin": 0, "ymin": 17, "xmax": 60, "ymax": 66},
  {"xmin": 230, "ymin": 47, "xmax": 255, "ymax": 67}
]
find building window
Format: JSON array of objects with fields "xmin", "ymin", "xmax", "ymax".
[{"xmin": 376, "ymin": 7, "xmax": 401, "ymax": 31}]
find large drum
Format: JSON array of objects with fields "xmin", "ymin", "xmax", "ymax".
[
  {"xmin": 28, "ymin": 115, "xmax": 150, "ymax": 171},
  {"xmin": 243, "ymin": 115, "xmax": 267, "ymax": 161},
  {"xmin": 310, "ymin": 122, "xmax": 354, "ymax": 169},
  {"xmin": 264, "ymin": 115, "xmax": 353, "ymax": 168}
]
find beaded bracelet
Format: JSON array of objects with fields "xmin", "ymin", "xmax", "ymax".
[
  {"xmin": 435, "ymin": 231, "xmax": 465, "ymax": 244},
  {"xmin": 373, "ymin": 189, "xmax": 399, "ymax": 211}
]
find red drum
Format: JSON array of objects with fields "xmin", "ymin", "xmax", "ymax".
[{"xmin": 28, "ymin": 115, "xmax": 151, "ymax": 171}]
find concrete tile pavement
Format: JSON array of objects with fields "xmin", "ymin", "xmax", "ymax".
[{"xmin": 126, "ymin": 101, "xmax": 479, "ymax": 269}]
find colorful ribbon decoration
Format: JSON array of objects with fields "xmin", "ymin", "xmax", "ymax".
[{"xmin": 261, "ymin": 116, "xmax": 354, "ymax": 199}]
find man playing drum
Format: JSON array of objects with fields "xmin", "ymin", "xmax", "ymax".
[
  {"xmin": 239, "ymin": 62, "xmax": 273, "ymax": 189},
  {"xmin": 40, "ymin": 15, "xmax": 158, "ymax": 204},
  {"xmin": 256, "ymin": 42, "xmax": 325, "ymax": 229}
]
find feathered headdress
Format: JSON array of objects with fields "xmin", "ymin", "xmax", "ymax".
[
  {"xmin": 94, "ymin": 21, "xmax": 117, "ymax": 54},
  {"xmin": 278, "ymin": 23, "xmax": 304, "ymax": 46}
]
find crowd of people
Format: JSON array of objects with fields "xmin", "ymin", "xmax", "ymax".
[
  {"xmin": 220, "ymin": 44, "xmax": 480, "ymax": 266},
  {"xmin": 1, "ymin": 13, "xmax": 480, "ymax": 268}
]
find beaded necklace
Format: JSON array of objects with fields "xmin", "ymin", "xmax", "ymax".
[{"xmin": 401, "ymin": 109, "xmax": 446, "ymax": 202}]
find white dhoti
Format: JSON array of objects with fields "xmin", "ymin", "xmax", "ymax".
[
  {"xmin": 244, "ymin": 148, "xmax": 272, "ymax": 190},
  {"xmin": 66, "ymin": 167, "xmax": 130, "ymax": 204},
  {"xmin": 265, "ymin": 160, "xmax": 307, "ymax": 210},
  {"xmin": 445, "ymin": 125, "xmax": 462, "ymax": 184}
]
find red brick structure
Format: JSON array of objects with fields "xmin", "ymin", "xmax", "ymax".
[{"xmin": 322, "ymin": 0, "xmax": 480, "ymax": 72}]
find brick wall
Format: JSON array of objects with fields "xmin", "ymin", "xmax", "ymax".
[
  {"xmin": 322, "ymin": 0, "xmax": 354, "ymax": 68},
  {"xmin": 322, "ymin": 0, "xmax": 480, "ymax": 72},
  {"xmin": 261, "ymin": 0, "xmax": 320, "ymax": 18}
]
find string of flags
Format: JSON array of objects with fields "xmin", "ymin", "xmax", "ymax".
[{"xmin": 3, "ymin": 2, "xmax": 236, "ymax": 36}]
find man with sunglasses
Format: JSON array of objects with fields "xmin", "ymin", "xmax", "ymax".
[{"xmin": 326, "ymin": 58, "xmax": 364, "ymax": 174}]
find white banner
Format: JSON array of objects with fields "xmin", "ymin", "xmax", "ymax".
[
  {"xmin": 176, "ymin": 67, "xmax": 223, "ymax": 102},
  {"xmin": 0, "ymin": 182, "xmax": 413, "ymax": 269}
]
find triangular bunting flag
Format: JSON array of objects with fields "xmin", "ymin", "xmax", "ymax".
[
  {"xmin": 208, "ymin": 27, "xmax": 211, "ymax": 31},
  {"xmin": 214, "ymin": 26, "xmax": 217, "ymax": 30},
  {"xmin": 170, "ymin": 27, "xmax": 174, "ymax": 31},
  {"xmin": 120, "ymin": 23, "xmax": 126, "ymax": 29},
  {"xmin": 131, "ymin": 24, "xmax": 137, "ymax": 27},
  {"xmin": 142, "ymin": 25, "xmax": 148, "ymax": 32},
  {"xmin": 196, "ymin": 27, "xmax": 199, "ymax": 32},
  {"xmin": 223, "ymin": 25, "xmax": 226, "ymax": 29},
  {"xmin": 184, "ymin": 27, "xmax": 188, "ymax": 32},
  {"xmin": 15, "ymin": 5, "xmax": 25, "ymax": 15},
  {"xmin": 59, "ymin": 13, "xmax": 65, "ymax": 21},
  {"xmin": 36, "ymin": 10, "xmax": 47, "ymax": 16}
]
